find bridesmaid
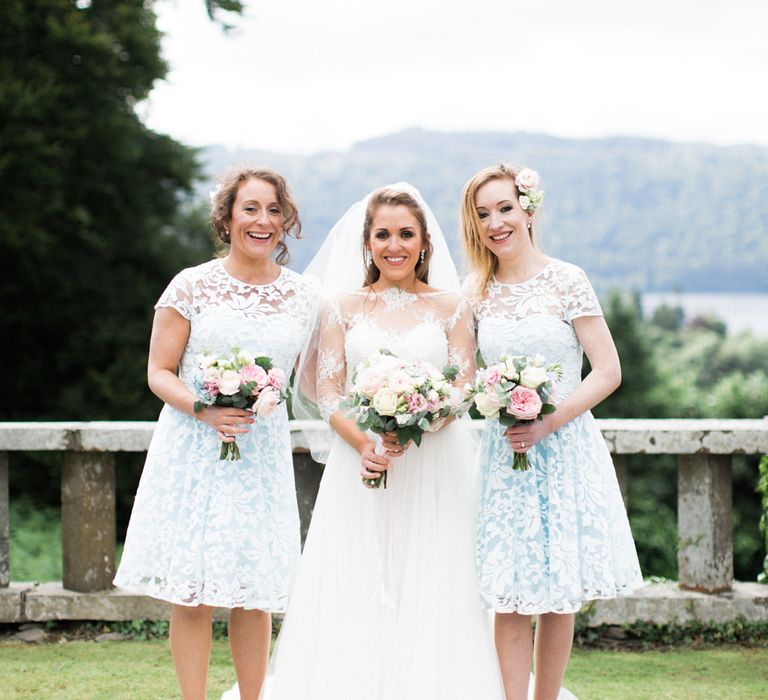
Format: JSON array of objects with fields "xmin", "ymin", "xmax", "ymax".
[
  {"xmin": 114, "ymin": 167, "xmax": 318, "ymax": 700},
  {"xmin": 459, "ymin": 163, "xmax": 643, "ymax": 700}
]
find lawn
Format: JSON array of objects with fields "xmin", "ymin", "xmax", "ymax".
[{"xmin": 2, "ymin": 640, "xmax": 768, "ymax": 699}]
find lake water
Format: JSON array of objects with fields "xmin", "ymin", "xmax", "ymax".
[{"xmin": 642, "ymin": 293, "xmax": 768, "ymax": 336}]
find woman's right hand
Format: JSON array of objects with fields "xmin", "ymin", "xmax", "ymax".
[
  {"xmin": 196, "ymin": 405, "xmax": 254, "ymax": 442},
  {"xmin": 360, "ymin": 440, "xmax": 391, "ymax": 487}
]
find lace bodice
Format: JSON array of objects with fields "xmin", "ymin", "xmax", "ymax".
[
  {"xmin": 471, "ymin": 259, "xmax": 602, "ymax": 401},
  {"xmin": 316, "ymin": 287, "xmax": 476, "ymax": 421},
  {"xmin": 156, "ymin": 259, "xmax": 318, "ymax": 388}
]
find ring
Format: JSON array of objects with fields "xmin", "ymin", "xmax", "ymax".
[{"xmin": 519, "ymin": 441, "xmax": 524, "ymax": 448}]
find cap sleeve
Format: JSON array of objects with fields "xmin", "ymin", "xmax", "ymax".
[
  {"xmin": 155, "ymin": 270, "xmax": 194, "ymax": 320},
  {"xmin": 564, "ymin": 266, "xmax": 602, "ymax": 322}
]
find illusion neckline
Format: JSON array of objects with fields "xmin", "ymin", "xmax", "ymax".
[
  {"xmin": 216, "ymin": 258, "xmax": 284, "ymax": 288},
  {"xmin": 492, "ymin": 259, "xmax": 555, "ymax": 288}
]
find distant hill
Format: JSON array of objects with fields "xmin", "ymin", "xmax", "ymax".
[{"xmin": 200, "ymin": 129, "xmax": 768, "ymax": 293}]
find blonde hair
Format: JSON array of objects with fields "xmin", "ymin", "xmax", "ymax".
[
  {"xmin": 210, "ymin": 167, "xmax": 301, "ymax": 265},
  {"xmin": 362, "ymin": 187, "xmax": 433, "ymax": 286},
  {"xmin": 459, "ymin": 163, "xmax": 538, "ymax": 299}
]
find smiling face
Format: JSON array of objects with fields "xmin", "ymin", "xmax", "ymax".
[
  {"xmin": 474, "ymin": 177, "xmax": 534, "ymax": 261},
  {"xmin": 227, "ymin": 177, "xmax": 284, "ymax": 262},
  {"xmin": 366, "ymin": 204, "xmax": 425, "ymax": 286}
]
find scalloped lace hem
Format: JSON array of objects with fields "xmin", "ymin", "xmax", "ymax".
[
  {"xmin": 485, "ymin": 579, "xmax": 645, "ymax": 615},
  {"xmin": 112, "ymin": 575, "xmax": 289, "ymax": 612}
]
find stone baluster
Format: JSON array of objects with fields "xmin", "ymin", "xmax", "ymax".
[
  {"xmin": 61, "ymin": 452, "xmax": 116, "ymax": 592},
  {"xmin": 677, "ymin": 454, "xmax": 733, "ymax": 593}
]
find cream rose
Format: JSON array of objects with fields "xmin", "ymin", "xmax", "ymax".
[
  {"xmin": 519, "ymin": 366, "xmax": 549, "ymax": 389},
  {"xmin": 474, "ymin": 391, "xmax": 504, "ymax": 419},
  {"xmin": 372, "ymin": 387, "xmax": 398, "ymax": 416}
]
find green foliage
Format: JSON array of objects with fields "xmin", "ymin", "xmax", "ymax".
[
  {"xmin": 757, "ymin": 455, "xmax": 768, "ymax": 583},
  {"xmin": 575, "ymin": 617, "xmax": 768, "ymax": 649},
  {"xmin": 9, "ymin": 499, "xmax": 61, "ymax": 582},
  {"xmin": 0, "ymin": 1, "xmax": 221, "ymax": 420}
]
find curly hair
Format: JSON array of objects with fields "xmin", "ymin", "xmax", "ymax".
[{"xmin": 209, "ymin": 167, "xmax": 301, "ymax": 265}]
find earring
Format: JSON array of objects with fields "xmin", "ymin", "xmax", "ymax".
[
  {"xmin": 419, "ymin": 250, "xmax": 425, "ymax": 264},
  {"xmin": 527, "ymin": 220, "xmax": 532, "ymax": 231}
]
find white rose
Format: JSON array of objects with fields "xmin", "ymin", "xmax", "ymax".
[
  {"xmin": 515, "ymin": 168, "xmax": 540, "ymax": 192},
  {"xmin": 518, "ymin": 194, "xmax": 532, "ymax": 211},
  {"xmin": 395, "ymin": 413, "xmax": 411, "ymax": 426},
  {"xmin": 219, "ymin": 370, "xmax": 241, "ymax": 396},
  {"xmin": 474, "ymin": 391, "xmax": 504, "ymax": 419},
  {"xmin": 253, "ymin": 387, "xmax": 280, "ymax": 417},
  {"xmin": 519, "ymin": 366, "xmax": 550, "ymax": 389},
  {"xmin": 197, "ymin": 352, "xmax": 218, "ymax": 369},
  {"xmin": 372, "ymin": 388, "xmax": 398, "ymax": 416}
]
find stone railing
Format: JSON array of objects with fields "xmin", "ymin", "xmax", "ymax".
[{"xmin": 1, "ymin": 419, "xmax": 767, "ymax": 624}]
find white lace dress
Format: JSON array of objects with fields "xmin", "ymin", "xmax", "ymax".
[
  {"xmin": 253, "ymin": 287, "xmax": 506, "ymax": 699},
  {"xmin": 473, "ymin": 258, "xmax": 643, "ymax": 614},
  {"xmin": 114, "ymin": 259, "xmax": 318, "ymax": 611}
]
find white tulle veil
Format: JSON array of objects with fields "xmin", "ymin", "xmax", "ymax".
[{"xmin": 292, "ymin": 182, "xmax": 460, "ymax": 462}]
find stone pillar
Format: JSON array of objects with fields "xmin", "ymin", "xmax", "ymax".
[
  {"xmin": 0, "ymin": 452, "xmax": 8, "ymax": 588},
  {"xmin": 677, "ymin": 454, "xmax": 733, "ymax": 593},
  {"xmin": 61, "ymin": 452, "xmax": 116, "ymax": 592},
  {"xmin": 612, "ymin": 454, "xmax": 629, "ymax": 510},
  {"xmin": 292, "ymin": 452, "xmax": 324, "ymax": 548}
]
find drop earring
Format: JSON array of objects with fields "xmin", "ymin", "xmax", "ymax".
[{"xmin": 419, "ymin": 250, "xmax": 425, "ymax": 264}]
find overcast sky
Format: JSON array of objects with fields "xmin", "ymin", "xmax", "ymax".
[{"xmin": 140, "ymin": 0, "xmax": 768, "ymax": 154}]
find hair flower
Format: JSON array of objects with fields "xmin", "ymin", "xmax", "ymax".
[{"xmin": 515, "ymin": 168, "xmax": 544, "ymax": 212}]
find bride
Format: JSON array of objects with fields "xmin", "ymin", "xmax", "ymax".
[{"xmin": 224, "ymin": 184, "xmax": 575, "ymax": 699}]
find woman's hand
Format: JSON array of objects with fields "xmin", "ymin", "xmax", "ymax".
[
  {"xmin": 360, "ymin": 440, "xmax": 391, "ymax": 487},
  {"xmin": 380, "ymin": 431, "xmax": 413, "ymax": 457},
  {"xmin": 504, "ymin": 416, "xmax": 554, "ymax": 453},
  {"xmin": 197, "ymin": 405, "xmax": 254, "ymax": 442}
]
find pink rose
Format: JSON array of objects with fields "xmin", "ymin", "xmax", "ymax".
[
  {"xmin": 253, "ymin": 387, "xmax": 280, "ymax": 417},
  {"xmin": 407, "ymin": 393, "xmax": 429, "ymax": 414},
  {"xmin": 240, "ymin": 364, "xmax": 269, "ymax": 392},
  {"xmin": 506, "ymin": 385, "xmax": 542, "ymax": 420},
  {"xmin": 268, "ymin": 367, "xmax": 286, "ymax": 390},
  {"xmin": 357, "ymin": 368, "xmax": 386, "ymax": 398},
  {"xmin": 515, "ymin": 168, "xmax": 541, "ymax": 193}
]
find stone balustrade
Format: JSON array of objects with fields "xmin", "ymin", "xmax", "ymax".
[{"xmin": 1, "ymin": 419, "xmax": 767, "ymax": 624}]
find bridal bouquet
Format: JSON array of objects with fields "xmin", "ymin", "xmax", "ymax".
[
  {"xmin": 341, "ymin": 349, "xmax": 459, "ymax": 488},
  {"xmin": 193, "ymin": 348, "xmax": 287, "ymax": 460},
  {"xmin": 465, "ymin": 354, "xmax": 562, "ymax": 471}
]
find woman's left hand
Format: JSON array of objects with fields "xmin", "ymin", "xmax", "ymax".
[
  {"xmin": 381, "ymin": 431, "xmax": 412, "ymax": 457},
  {"xmin": 504, "ymin": 416, "xmax": 554, "ymax": 453}
]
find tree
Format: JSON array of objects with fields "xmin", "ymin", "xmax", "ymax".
[{"xmin": 0, "ymin": 0, "xmax": 237, "ymax": 420}]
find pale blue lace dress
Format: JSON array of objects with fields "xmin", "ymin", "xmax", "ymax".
[
  {"xmin": 472, "ymin": 259, "xmax": 643, "ymax": 614},
  {"xmin": 114, "ymin": 259, "xmax": 318, "ymax": 610}
]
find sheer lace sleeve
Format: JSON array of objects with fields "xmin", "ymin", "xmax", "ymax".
[
  {"xmin": 446, "ymin": 296, "xmax": 477, "ymax": 389},
  {"xmin": 564, "ymin": 266, "xmax": 603, "ymax": 322},
  {"xmin": 316, "ymin": 297, "xmax": 348, "ymax": 422},
  {"xmin": 155, "ymin": 270, "xmax": 194, "ymax": 320}
]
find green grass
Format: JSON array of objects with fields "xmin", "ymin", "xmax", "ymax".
[
  {"xmin": 2, "ymin": 641, "xmax": 768, "ymax": 699},
  {"xmin": 566, "ymin": 647, "xmax": 768, "ymax": 699}
]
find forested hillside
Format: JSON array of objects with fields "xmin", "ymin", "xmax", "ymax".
[{"xmin": 202, "ymin": 129, "xmax": 768, "ymax": 292}]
